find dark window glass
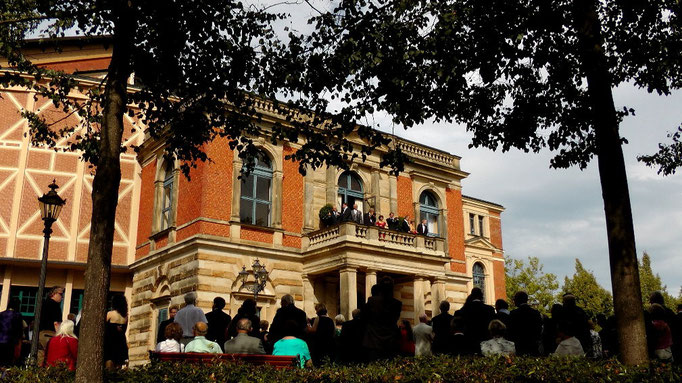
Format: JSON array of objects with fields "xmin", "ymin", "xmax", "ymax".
[
  {"xmin": 469, "ymin": 214, "xmax": 476, "ymax": 235},
  {"xmin": 473, "ymin": 263, "xmax": 486, "ymax": 300},
  {"xmin": 240, "ymin": 151, "xmax": 272, "ymax": 226},
  {"xmin": 256, "ymin": 177, "xmax": 271, "ymax": 201},
  {"xmin": 241, "ymin": 175, "xmax": 254, "ymax": 198},
  {"xmin": 240, "ymin": 199, "xmax": 253, "ymax": 223},
  {"xmin": 255, "ymin": 202, "xmax": 270, "ymax": 226},
  {"xmin": 478, "ymin": 216, "xmax": 485, "ymax": 237}
]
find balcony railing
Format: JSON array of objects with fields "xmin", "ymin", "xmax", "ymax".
[{"xmin": 303, "ymin": 222, "xmax": 446, "ymax": 257}]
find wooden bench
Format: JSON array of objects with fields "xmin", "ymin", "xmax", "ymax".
[{"xmin": 148, "ymin": 351, "xmax": 299, "ymax": 369}]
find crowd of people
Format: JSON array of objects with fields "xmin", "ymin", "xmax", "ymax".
[
  {"xmin": 322, "ymin": 203, "xmax": 430, "ymax": 235},
  {"xmin": 1, "ymin": 279, "xmax": 680, "ymax": 371},
  {"xmin": 0, "ymin": 286, "xmax": 130, "ymax": 371}
]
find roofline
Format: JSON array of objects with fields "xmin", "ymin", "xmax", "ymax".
[
  {"xmin": 22, "ymin": 35, "xmax": 114, "ymax": 47},
  {"xmin": 462, "ymin": 194, "xmax": 504, "ymax": 210}
]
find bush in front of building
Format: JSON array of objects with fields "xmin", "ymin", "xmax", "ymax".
[{"xmin": 1, "ymin": 356, "xmax": 680, "ymax": 383}]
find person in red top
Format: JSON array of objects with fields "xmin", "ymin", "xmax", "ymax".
[
  {"xmin": 398, "ymin": 319, "xmax": 415, "ymax": 356},
  {"xmin": 44, "ymin": 319, "xmax": 78, "ymax": 371}
]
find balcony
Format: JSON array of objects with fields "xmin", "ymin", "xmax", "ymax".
[{"xmin": 302, "ymin": 222, "xmax": 446, "ymax": 256}]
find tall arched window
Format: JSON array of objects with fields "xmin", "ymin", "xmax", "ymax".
[
  {"xmin": 240, "ymin": 153, "xmax": 272, "ymax": 226},
  {"xmin": 160, "ymin": 161, "xmax": 174, "ymax": 230},
  {"xmin": 419, "ymin": 191, "xmax": 439, "ymax": 236},
  {"xmin": 473, "ymin": 262, "xmax": 486, "ymax": 300},
  {"xmin": 337, "ymin": 171, "xmax": 364, "ymax": 212}
]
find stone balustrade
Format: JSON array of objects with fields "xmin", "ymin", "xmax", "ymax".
[
  {"xmin": 396, "ymin": 140, "xmax": 458, "ymax": 168},
  {"xmin": 303, "ymin": 222, "xmax": 446, "ymax": 256}
]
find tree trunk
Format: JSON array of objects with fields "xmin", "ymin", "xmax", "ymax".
[
  {"xmin": 573, "ymin": 0, "xmax": 648, "ymax": 366},
  {"xmin": 75, "ymin": 3, "xmax": 133, "ymax": 383}
]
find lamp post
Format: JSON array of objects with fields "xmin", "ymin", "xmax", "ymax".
[
  {"xmin": 238, "ymin": 259, "xmax": 269, "ymax": 301},
  {"xmin": 29, "ymin": 180, "xmax": 66, "ymax": 365}
]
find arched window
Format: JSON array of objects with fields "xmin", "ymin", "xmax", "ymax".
[
  {"xmin": 419, "ymin": 191, "xmax": 439, "ymax": 236},
  {"xmin": 240, "ymin": 153, "xmax": 272, "ymax": 226},
  {"xmin": 160, "ymin": 161, "xmax": 174, "ymax": 230},
  {"xmin": 337, "ymin": 171, "xmax": 364, "ymax": 213},
  {"xmin": 473, "ymin": 262, "xmax": 486, "ymax": 300}
]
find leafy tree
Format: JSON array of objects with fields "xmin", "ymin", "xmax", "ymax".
[
  {"xmin": 293, "ymin": 0, "xmax": 682, "ymax": 364},
  {"xmin": 505, "ymin": 256, "xmax": 559, "ymax": 315},
  {"xmin": 0, "ymin": 1, "xmax": 398, "ymax": 381},
  {"xmin": 639, "ymin": 252, "xmax": 677, "ymax": 310},
  {"xmin": 562, "ymin": 259, "xmax": 613, "ymax": 318}
]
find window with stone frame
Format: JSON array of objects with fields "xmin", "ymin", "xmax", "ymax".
[{"xmin": 240, "ymin": 152, "xmax": 273, "ymax": 226}]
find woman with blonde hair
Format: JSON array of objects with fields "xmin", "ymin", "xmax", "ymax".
[{"xmin": 44, "ymin": 320, "xmax": 78, "ymax": 370}]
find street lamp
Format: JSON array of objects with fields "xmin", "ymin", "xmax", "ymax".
[
  {"xmin": 29, "ymin": 180, "xmax": 66, "ymax": 364},
  {"xmin": 238, "ymin": 259, "xmax": 269, "ymax": 301}
]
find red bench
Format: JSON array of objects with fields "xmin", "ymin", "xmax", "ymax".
[{"xmin": 148, "ymin": 351, "xmax": 299, "ymax": 369}]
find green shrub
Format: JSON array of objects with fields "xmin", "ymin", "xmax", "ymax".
[{"xmin": 1, "ymin": 356, "xmax": 680, "ymax": 383}]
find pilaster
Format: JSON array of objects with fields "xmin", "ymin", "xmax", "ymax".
[{"xmin": 339, "ymin": 267, "xmax": 358, "ymax": 320}]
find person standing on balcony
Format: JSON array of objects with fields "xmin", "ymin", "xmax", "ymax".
[
  {"xmin": 399, "ymin": 215, "xmax": 411, "ymax": 233},
  {"xmin": 351, "ymin": 204, "xmax": 363, "ymax": 224},
  {"xmin": 341, "ymin": 203, "xmax": 352, "ymax": 222},
  {"xmin": 331, "ymin": 206, "xmax": 341, "ymax": 225},
  {"xmin": 386, "ymin": 212, "xmax": 398, "ymax": 230},
  {"xmin": 417, "ymin": 219, "xmax": 428, "ymax": 235},
  {"xmin": 363, "ymin": 208, "xmax": 376, "ymax": 226}
]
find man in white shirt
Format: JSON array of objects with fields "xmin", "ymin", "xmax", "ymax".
[
  {"xmin": 412, "ymin": 314, "xmax": 434, "ymax": 356},
  {"xmin": 174, "ymin": 292, "xmax": 207, "ymax": 345}
]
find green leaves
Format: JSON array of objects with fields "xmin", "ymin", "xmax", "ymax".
[{"xmin": 505, "ymin": 256, "xmax": 560, "ymax": 315}]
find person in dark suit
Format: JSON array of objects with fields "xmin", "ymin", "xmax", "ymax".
[
  {"xmin": 331, "ymin": 206, "xmax": 341, "ymax": 225},
  {"xmin": 363, "ymin": 208, "xmax": 377, "ymax": 226},
  {"xmin": 508, "ymin": 291, "xmax": 542, "ymax": 356},
  {"xmin": 223, "ymin": 318, "xmax": 265, "ymax": 354},
  {"xmin": 494, "ymin": 299, "xmax": 511, "ymax": 328},
  {"xmin": 205, "ymin": 297, "xmax": 232, "ymax": 351},
  {"xmin": 416, "ymin": 219, "xmax": 428, "ymax": 235},
  {"xmin": 268, "ymin": 294, "xmax": 308, "ymax": 345},
  {"xmin": 431, "ymin": 300, "xmax": 454, "ymax": 354},
  {"xmin": 156, "ymin": 305, "xmax": 179, "ymax": 344},
  {"xmin": 399, "ymin": 216, "xmax": 411, "ymax": 233},
  {"xmin": 339, "ymin": 308, "xmax": 365, "ymax": 363},
  {"xmin": 455, "ymin": 287, "xmax": 496, "ymax": 354},
  {"xmin": 227, "ymin": 299, "xmax": 261, "ymax": 340},
  {"xmin": 341, "ymin": 203, "xmax": 352, "ymax": 222},
  {"xmin": 386, "ymin": 212, "xmax": 398, "ymax": 230},
  {"xmin": 561, "ymin": 293, "xmax": 592, "ymax": 354},
  {"xmin": 362, "ymin": 276, "xmax": 402, "ymax": 361},
  {"xmin": 449, "ymin": 315, "xmax": 476, "ymax": 356}
]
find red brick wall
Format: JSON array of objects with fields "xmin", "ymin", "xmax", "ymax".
[
  {"xmin": 445, "ymin": 188, "xmax": 465, "ymax": 267},
  {"xmin": 176, "ymin": 159, "xmax": 205, "ymax": 227},
  {"xmin": 37, "ymin": 57, "xmax": 111, "ymax": 73},
  {"xmin": 241, "ymin": 226, "xmax": 273, "ymax": 244},
  {"xmin": 396, "ymin": 176, "xmax": 413, "ymax": 218},
  {"xmin": 493, "ymin": 259, "xmax": 506, "ymax": 300},
  {"xmin": 136, "ymin": 160, "xmax": 156, "ymax": 248},
  {"xmin": 201, "ymin": 137, "xmax": 232, "ymax": 221},
  {"xmin": 489, "ymin": 211, "xmax": 503, "ymax": 251},
  {"xmin": 281, "ymin": 144, "xmax": 303, "ymax": 238}
]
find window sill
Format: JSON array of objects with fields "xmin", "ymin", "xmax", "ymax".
[
  {"xmin": 232, "ymin": 221, "xmax": 283, "ymax": 233},
  {"xmin": 149, "ymin": 226, "xmax": 175, "ymax": 241}
]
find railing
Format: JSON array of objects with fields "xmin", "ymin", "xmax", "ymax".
[
  {"xmin": 397, "ymin": 140, "xmax": 458, "ymax": 168},
  {"xmin": 304, "ymin": 222, "xmax": 445, "ymax": 256}
]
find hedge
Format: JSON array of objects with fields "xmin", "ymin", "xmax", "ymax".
[{"xmin": 2, "ymin": 356, "xmax": 680, "ymax": 383}]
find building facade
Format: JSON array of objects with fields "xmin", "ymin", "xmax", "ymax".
[{"xmin": 0, "ymin": 37, "xmax": 505, "ymax": 366}]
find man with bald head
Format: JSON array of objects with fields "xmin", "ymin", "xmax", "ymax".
[
  {"xmin": 223, "ymin": 319, "xmax": 265, "ymax": 354},
  {"xmin": 413, "ymin": 313, "xmax": 434, "ymax": 356},
  {"xmin": 185, "ymin": 322, "xmax": 221, "ymax": 353}
]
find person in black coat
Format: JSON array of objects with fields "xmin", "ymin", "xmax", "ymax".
[
  {"xmin": 309, "ymin": 303, "xmax": 336, "ymax": 365},
  {"xmin": 362, "ymin": 276, "xmax": 402, "ymax": 361},
  {"xmin": 399, "ymin": 216, "xmax": 411, "ymax": 233},
  {"xmin": 494, "ymin": 299, "xmax": 511, "ymax": 328},
  {"xmin": 227, "ymin": 298, "xmax": 260, "ymax": 340},
  {"xmin": 363, "ymin": 208, "xmax": 377, "ymax": 226},
  {"xmin": 205, "ymin": 297, "xmax": 232, "ymax": 351},
  {"xmin": 386, "ymin": 213, "xmax": 398, "ymax": 230},
  {"xmin": 341, "ymin": 203, "xmax": 352, "ymax": 222},
  {"xmin": 431, "ymin": 300, "xmax": 454, "ymax": 354},
  {"xmin": 156, "ymin": 305, "xmax": 179, "ymax": 344},
  {"xmin": 454, "ymin": 287, "xmax": 496, "ymax": 354},
  {"xmin": 268, "ymin": 294, "xmax": 308, "ymax": 345},
  {"xmin": 508, "ymin": 291, "xmax": 542, "ymax": 356},
  {"xmin": 449, "ymin": 315, "xmax": 476, "ymax": 356},
  {"xmin": 339, "ymin": 308, "xmax": 365, "ymax": 363},
  {"xmin": 416, "ymin": 219, "xmax": 428, "ymax": 235},
  {"xmin": 561, "ymin": 293, "xmax": 592, "ymax": 353}
]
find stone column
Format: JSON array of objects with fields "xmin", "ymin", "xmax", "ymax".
[
  {"xmin": 0, "ymin": 266, "xmax": 12, "ymax": 310},
  {"xmin": 339, "ymin": 267, "xmax": 358, "ymax": 320},
  {"xmin": 301, "ymin": 274, "xmax": 316, "ymax": 318},
  {"xmin": 271, "ymin": 170, "xmax": 283, "ymax": 229},
  {"xmin": 62, "ymin": 270, "xmax": 74, "ymax": 321},
  {"xmin": 413, "ymin": 277, "xmax": 426, "ymax": 322},
  {"xmin": 326, "ymin": 167, "xmax": 337, "ymax": 206},
  {"xmin": 431, "ymin": 278, "xmax": 447, "ymax": 315},
  {"xmin": 440, "ymin": 209, "xmax": 449, "ymax": 254},
  {"xmin": 388, "ymin": 175, "xmax": 398, "ymax": 214},
  {"xmin": 303, "ymin": 174, "xmax": 315, "ymax": 232},
  {"xmin": 365, "ymin": 269, "xmax": 377, "ymax": 302},
  {"xmin": 230, "ymin": 158, "xmax": 243, "ymax": 221}
]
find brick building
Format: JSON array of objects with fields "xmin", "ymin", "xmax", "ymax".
[{"xmin": 0, "ymin": 37, "xmax": 505, "ymax": 365}]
